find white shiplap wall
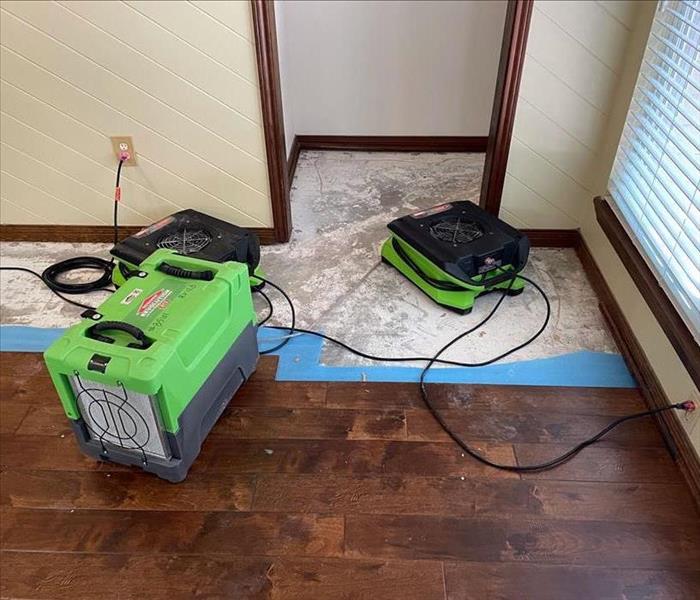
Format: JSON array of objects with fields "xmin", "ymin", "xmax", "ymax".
[
  {"xmin": 0, "ymin": 0, "xmax": 273, "ymax": 228},
  {"xmin": 500, "ymin": 0, "xmax": 641, "ymax": 229}
]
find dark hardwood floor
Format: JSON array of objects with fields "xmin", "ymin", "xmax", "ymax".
[{"xmin": 1, "ymin": 352, "xmax": 699, "ymax": 599}]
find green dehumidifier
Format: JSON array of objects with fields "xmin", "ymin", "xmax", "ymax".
[
  {"xmin": 381, "ymin": 201, "xmax": 529, "ymax": 313},
  {"xmin": 44, "ymin": 249, "xmax": 258, "ymax": 482}
]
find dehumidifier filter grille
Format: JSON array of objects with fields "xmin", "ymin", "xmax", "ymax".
[{"xmin": 70, "ymin": 375, "xmax": 171, "ymax": 460}]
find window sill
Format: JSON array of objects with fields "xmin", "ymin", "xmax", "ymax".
[{"xmin": 594, "ymin": 196, "xmax": 700, "ymax": 389}]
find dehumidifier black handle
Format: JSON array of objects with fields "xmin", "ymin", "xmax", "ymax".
[
  {"xmin": 86, "ymin": 321, "xmax": 151, "ymax": 349},
  {"xmin": 157, "ymin": 263, "xmax": 214, "ymax": 281},
  {"xmin": 469, "ymin": 269, "xmax": 518, "ymax": 287}
]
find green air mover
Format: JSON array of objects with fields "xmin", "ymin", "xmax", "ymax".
[
  {"xmin": 44, "ymin": 249, "xmax": 258, "ymax": 482},
  {"xmin": 110, "ymin": 209, "xmax": 264, "ymax": 289},
  {"xmin": 381, "ymin": 201, "xmax": 529, "ymax": 313}
]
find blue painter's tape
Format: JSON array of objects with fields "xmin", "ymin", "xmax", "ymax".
[
  {"xmin": 257, "ymin": 328, "xmax": 636, "ymax": 388},
  {"xmin": 0, "ymin": 326, "xmax": 66, "ymax": 353},
  {"xmin": 1, "ymin": 325, "xmax": 636, "ymax": 387}
]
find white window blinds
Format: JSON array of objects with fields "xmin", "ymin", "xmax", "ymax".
[{"xmin": 609, "ymin": 0, "xmax": 700, "ymax": 340}]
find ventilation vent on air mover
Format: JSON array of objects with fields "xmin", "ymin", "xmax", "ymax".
[
  {"xmin": 430, "ymin": 218, "xmax": 483, "ymax": 245},
  {"xmin": 157, "ymin": 229, "xmax": 212, "ymax": 255}
]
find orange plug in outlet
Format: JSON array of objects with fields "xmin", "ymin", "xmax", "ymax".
[{"xmin": 110, "ymin": 136, "xmax": 137, "ymax": 166}]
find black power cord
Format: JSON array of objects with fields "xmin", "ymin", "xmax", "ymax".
[
  {"xmin": 254, "ymin": 273, "xmax": 695, "ymax": 473},
  {"xmin": 114, "ymin": 157, "xmax": 124, "ymax": 248},
  {"xmin": 0, "ymin": 158, "xmax": 126, "ymax": 310},
  {"xmin": 256, "ymin": 277, "xmax": 296, "ymax": 354},
  {"xmin": 260, "ymin": 274, "xmax": 550, "ymax": 368},
  {"xmin": 256, "ymin": 288, "xmax": 274, "ymax": 326},
  {"xmin": 0, "ymin": 265, "xmax": 100, "ymax": 311}
]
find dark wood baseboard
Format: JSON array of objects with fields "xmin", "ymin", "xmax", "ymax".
[
  {"xmin": 0, "ymin": 226, "xmax": 578, "ymax": 249},
  {"xmin": 575, "ymin": 231, "xmax": 700, "ymax": 507},
  {"xmin": 251, "ymin": 227, "xmax": 277, "ymax": 245},
  {"xmin": 0, "ymin": 224, "xmax": 277, "ymax": 245},
  {"xmin": 521, "ymin": 228, "xmax": 580, "ymax": 248},
  {"xmin": 294, "ymin": 135, "xmax": 488, "ymax": 154},
  {"xmin": 0, "ymin": 224, "xmax": 143, "ymax": 243},
  {"xmin": 287, "ymin": 136, "xmax": 301, "ymax": 187},
  {"xmin": 286, "ymin": 134, "xmax": 488, "ymax": 191}
]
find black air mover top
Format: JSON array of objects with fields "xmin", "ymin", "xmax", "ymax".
[
  {"xmin": 388, "ymin": 201, "xmax": 529, "ymax": 284},
  {"xmin": 111, "ymin": 209, "xmax": 260, "ymax": 274}
]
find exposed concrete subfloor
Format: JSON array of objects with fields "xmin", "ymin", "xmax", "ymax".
[{"xmin": 0, "ymin": 151, "xmax": 617, "ymax": 368}]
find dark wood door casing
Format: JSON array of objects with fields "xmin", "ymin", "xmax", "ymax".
[
  {"xmin": 251, "ymin": 0, "xmax": 292, "ymax": 243},
  {"xmin": 479, "ymin": 1, "xmax": 534, "ymax": 216}
]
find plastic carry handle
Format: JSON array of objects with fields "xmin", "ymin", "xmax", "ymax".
[
  {"xmin": 86, "ymin": 320, "xmax": 150, "ymax": 349},
  {"xmin": 473, "ymin": 269, "xmax": 518, "ymax": 287},
  {"xmin": 156, "ymin": 262, "xmax": 214, "ymax": 281}
]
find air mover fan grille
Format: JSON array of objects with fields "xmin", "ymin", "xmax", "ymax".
[
  {"xmin": 111, "ymin": 209, "xmax": 261, "ymax": 274},
  {"xmin": 430, "ymin": 218, "xmax": 483, "ymax": 245},
  {"xmin": 157, "ymin": 229, "xmax": 212, "ymax": 255}
]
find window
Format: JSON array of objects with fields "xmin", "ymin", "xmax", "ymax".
[{"xmin": 609, "ymin": 0, "xmax": 700, "ymax": 340}]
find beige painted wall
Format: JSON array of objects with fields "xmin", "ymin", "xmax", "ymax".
[
  {"xmin": 275, "ymin": 0, "xmax": 507, "ymax": 157},
  {"xmin": 503, "ymin": 0, "xmax": 699, "ymax": 452},
  {"xmin": 0, "ymin": 0, "xmax": 273, "ymax": 228}
]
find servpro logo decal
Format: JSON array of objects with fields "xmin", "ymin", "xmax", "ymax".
[
  {"xmin": 133, "ymin": 215, "xmax": 174, "ymax": 238},
  {"xmin": 120, "ymin": 288, "xmax": 143, "ymax": 306},
  {"xmin": 136, "ymin": 288, "xmax": 172, "ymax": 317},
  {"xmin": 410, "ymin": 203, "xmax": 452, "ymax": 219}
]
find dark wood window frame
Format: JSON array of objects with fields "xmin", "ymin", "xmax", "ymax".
[{"xmin": 594, "ymin": 196, "xmax": 700, "ymax": 389}]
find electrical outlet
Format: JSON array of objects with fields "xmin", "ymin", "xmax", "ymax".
[{"xmin": 110, "ymin": 136, "xmax": 137, "ymax": 166}]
